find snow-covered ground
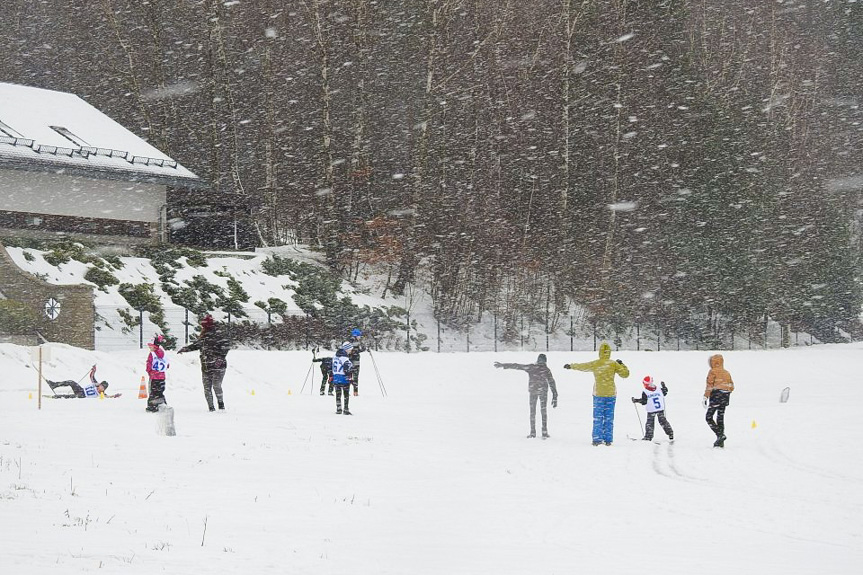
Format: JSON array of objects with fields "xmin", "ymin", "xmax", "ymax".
[{"xmin": 1, "ymin": 342, "xmax": 861, "ymax": 574}]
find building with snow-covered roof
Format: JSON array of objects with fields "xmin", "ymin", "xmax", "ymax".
[{"xmin": 0, "ymin": 81, "xmax": 205, "ymax": 245}]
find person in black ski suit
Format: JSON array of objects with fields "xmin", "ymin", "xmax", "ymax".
[
  {"xmin": 312, "ymin": 351, "xmax": 334, "ymax": 395},
  {"xmin": 178, "ymin": 314, "xmax": 232, "ymax": 412},
  {"xmin": 494, "ymin": 354, "xmax": 559, "ymax": 438},
  {"xmin": 346, "ymin": 339, "xmax": 366, "ymax": 396}
]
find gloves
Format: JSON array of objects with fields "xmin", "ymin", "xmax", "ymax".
[
  {"xmin": 616, "ymin": 359, "xmax": 624, "ymax": 365},
  {"xmin": 702, "ymin": 397, "xmax": 709, "ymax": 409},
  {"xmin": 493, "ymin": 362, "xmax": 502, "ymax": 368},
  {"xmin": 552, "ymin": 397, "xmax": 558, "ymax": 408},
  {"xmin": 631, "ymin": 397, "xmax": 638, "ymax": 403},
  {"xmin": 563, "ymin": 364, "xmax": 571, "ymax": 370}
]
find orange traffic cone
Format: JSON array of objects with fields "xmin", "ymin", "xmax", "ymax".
[{"xmin": 138, "ymin": 376, "xmax": 148, "ymax": 399}]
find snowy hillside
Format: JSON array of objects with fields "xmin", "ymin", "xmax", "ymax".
[
  {"xmin": 4, "ymin": 244, "xmax": 394, "ymax": 352},
  {"xmin": 0, "ymin": 342, "xmax": 860, "ymax": 574}
]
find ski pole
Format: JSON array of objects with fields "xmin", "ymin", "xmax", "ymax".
[
  {"xmin": 299, "ymin": 361, "xmax": 314, "ymax": 394},
  {"xmin": 632, "ymin": 400, "xmax": 644, "ymax": 436},
  {"xmin": 368, "ymin": 350, "xmax": 387, "ymax": 397}
]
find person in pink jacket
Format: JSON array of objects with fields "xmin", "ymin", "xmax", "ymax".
[{"xmin": 145, "ymin": 334, "xmax": 169, "ymax": 412}]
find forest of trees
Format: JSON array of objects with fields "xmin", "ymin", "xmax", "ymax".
[{"xmin": 2, "ymin": 0, "xmax": 862, "ymax": 345}]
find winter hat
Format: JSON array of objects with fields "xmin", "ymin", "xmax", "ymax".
[
  {"xmin": 152, "ymin": 334, "xmax": 165, "ymax": 346},
  {"xmin": 351, "ymin": 328, "xmax": 362, "ymax": 337},
  {"xmin": 201, "ymin": 314, "xmax": 215, "ymax": 329},
  {"xmin": 341, "ymin": 341, "xmax": 354, "ymax": 351},
  {"xmin": 642, "ymin": 375, "xmax": 656, "ymax": 391},
  {"xmin": 537, "ymin": 353, "xmax": 547, "ymax": 365},
  {"xmin": 100, "ymin": 381, "xmax": 109, "ymax": 391}
]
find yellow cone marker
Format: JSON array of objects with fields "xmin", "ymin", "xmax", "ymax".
[
  {"xmin": 251, "ymin": 389, "xmax": 256, "ymax": 396},
  {"xmin": 751, "ymin": 420, "xmax": 757, "ymax": 429},
  {"xmin": 287, "ymin": 389, "xmax": 292, "ymax": 396},
  {"xmin": 28, "ymin": 392, "xmax": 33, "ymax": 400}
]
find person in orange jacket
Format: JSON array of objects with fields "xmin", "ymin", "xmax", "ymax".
[{"xmin": 703, "ymin": 354, "xmax": 734, "ymax": 448}]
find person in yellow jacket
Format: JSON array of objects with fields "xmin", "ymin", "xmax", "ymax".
[
  {"xmin": 563, "ymin": 342, "xmax": 630, "ymax": 445},
  {"xmin": 703, "ymin": 354, "xmax": 734, "ymax": 448}
]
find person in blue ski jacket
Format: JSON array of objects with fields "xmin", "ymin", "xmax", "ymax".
[{"xmin": 332, "ymin": 343, "xmax": 354, "ymax": 415}]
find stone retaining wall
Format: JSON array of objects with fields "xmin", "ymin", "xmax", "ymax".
[{"xmin": 0, "ymin": 240, "xmax": 94, "ymax": 349}]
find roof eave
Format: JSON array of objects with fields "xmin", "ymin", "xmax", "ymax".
[{"xmin": 0, "ymin": 155, "xmax": 208, "ymax": 189}]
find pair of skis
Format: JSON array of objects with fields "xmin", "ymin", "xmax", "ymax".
[
  {"xmin": 627, "ymin": 434, "xmax": 671, "ymax": 445},
  {"xmin": 42, "ymin": 393, "xmax": 123, "ymax": 399}
]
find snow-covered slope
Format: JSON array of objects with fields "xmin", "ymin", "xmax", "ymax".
[{"xmin": 0, "ymin": 342, "xmax": 860, "ymax": 574}]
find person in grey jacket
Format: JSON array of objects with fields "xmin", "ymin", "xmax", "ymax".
[{"xmin": 494, "ymin": 354, "xmax": 559, "ymax": 439}]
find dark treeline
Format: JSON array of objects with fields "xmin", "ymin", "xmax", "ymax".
[{"xmin": 2, "ymin": 0, "xmax": 862, "ymax": 345}]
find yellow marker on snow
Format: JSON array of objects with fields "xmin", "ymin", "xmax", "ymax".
[
  {"xmin": 99, "ymin": 392, "xmax": 105, "ymax": 400},
  {"xmin": 751, "ymin": 420, "xmax": 757, "ymax": 429},
  {"xmin": 251, "ymin": 389, "xmax": 256, "ymax": 396},
  {"xmin": 287, "ymin": 389, "xmax": 292, "ymax": 396},
  {"xmin": 28, "ymin": 392, "xmax": 33, "ymax": 400}
]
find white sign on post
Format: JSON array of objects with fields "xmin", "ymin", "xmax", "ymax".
[
  {"xmin": 44, "ymin": 298, "xmax": 61, "ymax": 321},
  {"xmin": 31, "ymin": 345, "xmax": 51, "ymax": 410}
]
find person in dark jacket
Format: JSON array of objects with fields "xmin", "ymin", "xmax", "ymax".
[
  {"xmin": 346, "ymin": 329, "xmax": 367, "ymax": 396},
  {"xmin": 312, "ymin": 350, "xmax": 334, "ymax": 395},
  {"xmin": 631, "ymin": 376, "xmax": 673, "ymax": 442},
  {"xmin": 178, "ymin": 314, "xmax": 231, "ymax": 412},
  {"xmin": 494, "ymin": 354, "xmax": 559, "ymax": 439}
]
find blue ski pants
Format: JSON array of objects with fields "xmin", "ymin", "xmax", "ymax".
[{"xmin": 592, "ymin": 395, "xmax": 616, "ymax": 444}]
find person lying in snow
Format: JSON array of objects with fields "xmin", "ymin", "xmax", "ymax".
[{"xmin": 47, "ymin": 364, "xmax": 110, "ymax": 398}]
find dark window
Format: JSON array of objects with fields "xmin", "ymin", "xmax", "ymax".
[
  {"xmin": 50, "ymin": 126, "xmax": 90, "ymax": 147},
  {"xmin": 0, "ymin": 119, "xmax": 24, "ymax": 139}
]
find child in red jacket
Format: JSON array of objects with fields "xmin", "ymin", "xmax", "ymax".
[{"xmin": 145, "ymin": 334, "xmax": 169, "ymax": 412}]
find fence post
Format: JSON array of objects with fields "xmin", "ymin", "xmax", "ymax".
[
  {"xmin": 466, "ymin": 325, "xmax": 470, "ymax": 353},
  {"xmin": 437, "ymin": 316, "xmax": 441, "ymax": 353},
  {"xmin": 545, "ymin": 293, "xmax": 550, "ymax": 352},
  {"xmin": 636, "ymin": 323, "xmax": 640, "ymax": 351},
  {"xmin": 570, "ymin": 315, "xmax": 574, "ymax": 352},
  {"xmin": 593, "ymin": 320, "xmax": 597, "ymax": 352},
  {"xmin": 494, "ymin": 311, "xmax": 498, "ymax": 353},
  {"xmin": 406, "ymin": 311, "xmax": 411, "ymax": 353},
  {"xmin": 139, "ymin": 309, "xmax": 144, "ymax": 349},
  {"xmin": 184, "ymin": 308, "xmax": 189, "ymax": 345},
  {"xmin": 657, "ymin": 325, "xmax": 661, "ymax": 352},
  {"xmin": 520, "ymin": 316, "xmax": 524, "ymax": 351}
]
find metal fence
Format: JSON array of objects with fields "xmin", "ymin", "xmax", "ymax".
[{"xmin": 94, "ymin": 304, "xmax": 821, "ymax": 353}]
